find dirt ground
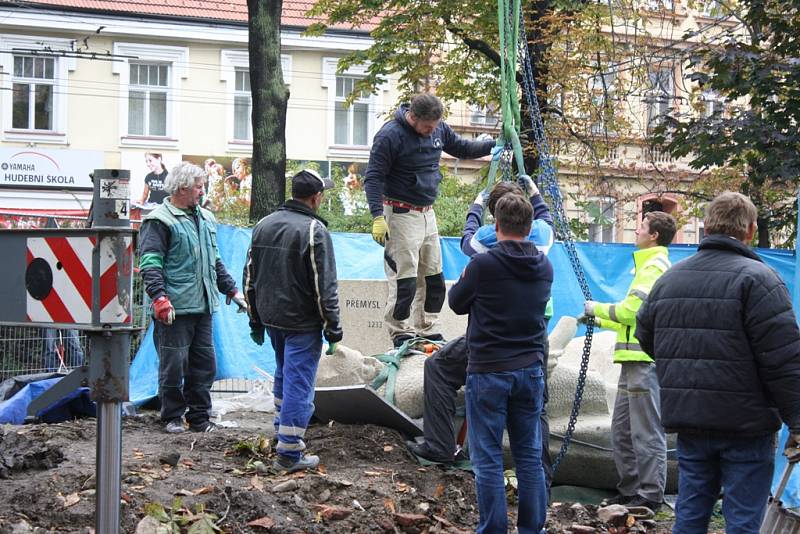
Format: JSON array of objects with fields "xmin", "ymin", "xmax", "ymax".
[{"xmin": 0, "ymin": 410, "xmax": 679, "ymax": 533}]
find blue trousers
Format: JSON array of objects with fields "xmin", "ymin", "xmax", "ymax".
[
  {"xmin": 466, "ymin": 364, "xmax": 547, "ymax": 534},
  {"xmin": 674, "ymin": 433, "xmax": 775, "ymax": 534},
  {"xmin": 267, "ymin": 327, "xmax": 322, "ymax": 461},
  {"xmin": 43, "ymin": 329, "xmax": 85, "ymax": 371}
]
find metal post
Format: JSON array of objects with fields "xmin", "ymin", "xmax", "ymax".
[
  {"xmin": 96, "ymin": 401, "xmax": 122, "ymax": 533},
  {"xmin": 89, "ymin": 170, "xmax": 132, "ymax": 534}
]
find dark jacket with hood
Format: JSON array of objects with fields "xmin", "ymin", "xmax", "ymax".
[
  {"xmin": 448, "ymin": 239, "xmax": 553, "ymax": 373},
  {"xmin": 636, "ymin": 234, "xmax": 800, "ymax": 436},
  {"xmin": 363, "ymin": 104, "xmax": 494, "ymax": 217},
  {"xmin": 243, "ymin": 200, "xmax": 342, "ymax": 341}
]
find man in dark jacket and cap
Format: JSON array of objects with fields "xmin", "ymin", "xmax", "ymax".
[
  {"xmin": 637, "ymin": 191, "xmax": 800, "ymax": 533},
  {"xmin": 244, "ymin": 169, "xmax": 343, "ymax": 473},
  {"xmin": 364, "ymin": 93, "xmax": 496, "ymax": 348}
]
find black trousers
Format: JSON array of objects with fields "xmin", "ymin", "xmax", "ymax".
[
  {"xmin": 422, "ymin": 334, "xmax": 553, "ymax": 487},
  {"xmin": 154, "ymin": 313, "xmax": 216, "ymax": 425}
]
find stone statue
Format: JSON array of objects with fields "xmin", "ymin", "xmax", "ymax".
[{"xmin": 315, "ymin": 317, "xmax": 677, "ymax": 490}]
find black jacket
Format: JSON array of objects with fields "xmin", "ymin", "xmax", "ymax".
[
  {"xmin": 363, "ymin": 105, "xmax": 494, "ymax": 217},
  {"xmin": 244, "ymin": 200, "xmax": 342, "ymax": 341},
  {"xmin": 448, "ymin": 239, "xmax": 552, "ymax": 373},
  {"xmin": 637, "ymin": 234, "xmax": 800, "ymax": 436}
]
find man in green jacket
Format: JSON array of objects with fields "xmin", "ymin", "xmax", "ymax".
[
  {"xmin": 579, "ymin": 210, "xmax": 676, "ymax": 511},
  {"xmin": 139, "ymin": 162, "xmax": 245, "ymax": 434}
]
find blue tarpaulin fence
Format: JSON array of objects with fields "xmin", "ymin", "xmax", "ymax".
[{"xmin": 128, "ymin": 224, "xmax": 800, "ymax": 504}]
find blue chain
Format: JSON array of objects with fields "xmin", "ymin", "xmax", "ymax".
[{"xmin": 515, "ymin": 8, "xmax": 596, "ymax": 475}]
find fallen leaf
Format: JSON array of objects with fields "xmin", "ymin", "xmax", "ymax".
[
  {"xmin": 247, "ymin": 516, "xmax": 275, "ymax": 529},
  {"xmin": 626, "ymin": 514, "xmax": 636, "ymax": 527},
  {"xmin": 433, "ymin": 484, "xmax": 445, "ymax": 499},
  {"xmin": 383, "ymin": 498, "xmax": 396, "ymax": 514},
  {"xmin": 192, "ymin": 485, "xmax": 214, "ymax": 495},
  {"xmin": 396, "ymin": 482, "xmax": 409, "ymax": 493},
  {"xmin": 175, "ymin": 489, "xmax": 194, "ymax": 496},
  {"xmin": 317, "ymin": 464, "xmax": 327, "ymax": 475},
  {"xmin": 312, "ymin": 504, "xmax": 352, "ymax": 520},
  {"xmin": 181, "ymin": 459, "xmax": 195, "ymax": 468},
  {"xmin": 364, "ymin": 470, "xmax": 382, "ymax": 476},
  {"xmin": 251, "ymin": 475, "xmax": 264, "ymax": 492},
  {"xmin": 394, "ymin": 513, "xmax": 428, "ymax": 527},
  {"xmin": 63, "ymin": 492, "xmax": 80, "ymax": 508},
  {"xmin": 383, "ymin": 445, "xmax": 394, "ymax": 452}
]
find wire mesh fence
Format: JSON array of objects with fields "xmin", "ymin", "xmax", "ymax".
[{"xmin": 0, "ymin": 213, "xmax": 255, "ymax": 396}]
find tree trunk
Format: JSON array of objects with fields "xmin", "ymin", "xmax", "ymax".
[
  {"xmin": 521, "ymin": 1, "xmax": 550, "ymax": 184},
  {"xmin": 756, "ymin": 215, "xmax": 770, "ymax": 248},
  {"xmin": 247, "ymin": 0, "xmax": 288, "ymax": 222}
]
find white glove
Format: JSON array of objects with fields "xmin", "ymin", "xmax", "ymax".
[
  {"xmin": 474, "ymin": 189, "xmax": 489, "ymax": 207},
  {"xmin": 584, "ymin": 301, "xmax": 597, "ymax": 317},
  {"xmin": 518, "ymin": 174, "xmax": 539, "ymax": 197},
  {"xmin": 476, "ymin": 133, "xmax": 493, "ymax": 142}
]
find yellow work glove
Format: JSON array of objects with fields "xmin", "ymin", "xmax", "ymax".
[{"xmin": 372, "ymin": 216, "xmax": 389, "ymax": 246}]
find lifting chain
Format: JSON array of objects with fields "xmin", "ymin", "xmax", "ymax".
[{"xmin": 510, "ymin": 3, "xmax": 596, "ymax": 474}]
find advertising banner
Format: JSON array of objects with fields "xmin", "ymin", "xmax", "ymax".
[{"xmin": 0, "ymin": 148, "xmax": 101, "ymax": 190}]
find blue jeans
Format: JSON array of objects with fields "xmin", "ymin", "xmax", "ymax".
[
  {"xmin": 267, "ymin": 327, "xmax": 322, "ymax": 462},
  {"xmin": 674, "ymin": 433, "xmax": 775, "ymax": 534},
  {"xmin": 466, "ymin": 364, "xmax": 547, "ymax": 534},
  {"xmin": 43, "ymin": 329, "xmax": 85, "ymax": 371}
]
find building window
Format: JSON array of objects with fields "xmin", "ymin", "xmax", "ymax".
[
  {"xmin": 699, "ymin": 0, "xmax": 724, "ymax": 16},
  {"xmin": 234, "ymin": 68, "xmax": 252, "ymax": 141},
  {"xmin": 587, "ymin": 198, "xmax": 616, "ymax": 243},
  {"xmin": 589, "ymin": 72, "xmax": 616, "ymax": 136},
  {"xmin": 113, "ymin": 43, "xmax": 188, "ymax": 148},
  {"xmin": 127, "ymin": 63, "xmax": 168, "ymax": 136},
  {"xmin": 334, "ymin": 76, "xmax": 370, "ymax": 146},
  {"xmin": 701, "ymin": 90, "xmax": 724, "ymax": 118},
  {"xmin": 12, "ymin": 56, "xmax": 55, "ymax": 130},
  {"xmin": 469, "ymin": 104, "xmax": 500, "ymax": 127},
  {"xmin": 644, "ymin": 0, "xmax": 674, "ymax": 10},
  {"xmin": 645, "ymin": 68, "xmax": 674, "ymax": 134}
]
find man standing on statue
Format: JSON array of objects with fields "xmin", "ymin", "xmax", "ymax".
[{"xmin": 363, "ymin": 93, "xmax": 496, "ymax": 348}]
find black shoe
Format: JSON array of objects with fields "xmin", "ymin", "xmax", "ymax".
[
  {"xmin": 627, "ymin": 496, "xmax": 662, "ymax": 513},
  {"xmin": 273, "ymin": 454, "xmax": 319, "ymax": 473},
  {"xmin": 393, "ymin": 334, "xmax": 415, "ymax": 348},
  {"xmin": 409, "ymin": 441, "xmax": 454, "ymax": 464},
  {"xmin": 164, "ymin": 418, "xmax": 185, "ymax": 434},
  {"xmin": 601, "ymin": 493, "xmax": 635, "ymax": 506},
  {"xmin": 188, "ymin": 420, "xmax": 218, "ymax": 433}
]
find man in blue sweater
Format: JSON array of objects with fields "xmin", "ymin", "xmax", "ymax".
[{"xmin": 449, "ymin": 193, "xmax": 553, "ymax": 534}]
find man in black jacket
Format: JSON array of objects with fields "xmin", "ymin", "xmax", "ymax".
[
  {"xmin": 364, "ymin": 93, "xmax": 495, "ymax": 348},
  {"xmin": 244, "ymin": 169, "xmax": 343, "ymax": 473},
  {"xmin": 637, "ymin": 192, "xmax": 800, "ymax": 533}
]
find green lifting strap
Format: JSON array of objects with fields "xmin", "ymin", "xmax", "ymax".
[
  {"xmin": 369, "ymin": 337, "xmax": 444, "ymax": 405},
  {"xmin": 485, "ymin": 0, "xmax": 530, "ymax": 202}
]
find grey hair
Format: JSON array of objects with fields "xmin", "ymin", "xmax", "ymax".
[{"xmin": 164, "ymin": 161, "xmax": 205, "ymax": 194}]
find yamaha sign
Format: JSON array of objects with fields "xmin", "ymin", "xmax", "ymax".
[{"xmin": 0, "ymin": 148, "xmax": 101, "ymax": 190}]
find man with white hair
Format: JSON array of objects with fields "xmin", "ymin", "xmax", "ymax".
[{"xmin": 139, "ymin": 161, "xmax": 246, "ymax": 434}]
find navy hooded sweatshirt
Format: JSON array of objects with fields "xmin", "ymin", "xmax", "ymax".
[
  {"xmin": 363, "ymin": 104, "xmax": 494, "ymax": 217},
  {"xmin": 448, "ymin": 239, "xmax": 553, "ymax": 373}
]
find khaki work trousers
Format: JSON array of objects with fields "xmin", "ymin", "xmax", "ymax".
[{"xmin": 383, "ymin": 204, "xmax": 445, "ymax": 341}]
